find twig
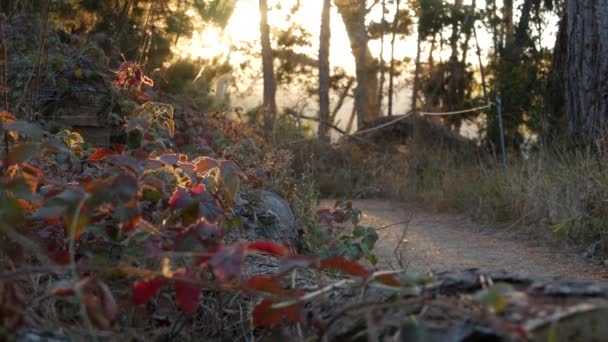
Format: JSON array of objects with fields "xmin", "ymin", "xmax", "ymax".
[
  {"xmin": 272, "ymin": 279, "xmax": 353, "ymax": 309},
  {"xmin": 68, "ymin": 194, "xmax": 98, "ymax": 342},
  {"xmin": 0, "ymin": 13, "xmax": 9, "ymax": 173},
  {"xmin": 394, "ymin": 213, "xmax": 413, "ymax": 269},
  {"xmin": 374, "ymin": 220, "xmax": 412, "ymax": 231},
  {"xmin": 30, "ymin": 0, "xmax": 51, "ymax": 119}
]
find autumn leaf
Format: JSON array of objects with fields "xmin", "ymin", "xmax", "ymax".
[
  {"xmin": 375, "ymin": 274, "xmax": 401, "ymax": 287},
  {"xmin": 248, "ymin": 241, "xmax": 289, "ymax": 257},
  {"xmin": 319, "ymin": 257, "xmax": 370, "ymax": 277},
  {"xmin": 164, "ymin": 119, "xmax": 175, "ymax": 137},
  {"xmin": 132, "ymin": 277, "xmax": 167, "ymax": 305},
  {"xmin": 88, "ymin": 148, "xmax": 115, "ymax": 161},
  {"xmin": 168, "ymin": 188, "xmax": 193, "ymax": 209},
  {"xmin": 8, "ymin": 143, "xmax": 40, "ymax": 165},
  {"xmin": 173, "ymin": 270, "xmax": 201, "ymax": 314},
  {"xmin": 247, "ymin": 276, "xmax": 283, "ymax": 294},
  {"xmin": 316, "ymin": 209, "xmax": 334, "ymax": 225},
  {"xmin": 251, "ymin": 299, "xmax": 302, "ymax": 328}
]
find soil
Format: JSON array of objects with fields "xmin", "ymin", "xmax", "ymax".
[{"xmin": 321, "ymin": 199, "xmax": 607, "ymax": 282}]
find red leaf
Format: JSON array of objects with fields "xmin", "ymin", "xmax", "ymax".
[
  {"xmin": 50, "ymin": 250, "xmax": 70, "ymax": 265},
  {"xmin": 248, "ymin": 241, "xmax": 289, "ymax": 257},
  {"xmin": 174, "ymin": 271, "xmax": 201, "ymax": 314},
  {"xmin": 247, "ymin": 276, "xmax": 283, "ymax": 294},
  {"xmin": 332, "ymin": 209, "xmax": 352, "ymax": 223},
  {"xmin": 132, "ymin": 277, "xmax": 166, "ymax": 305},
  {"xmin": 112, "ymin": 144, "xmax": 125, "ymax": 154},
  {"xmin": 210, "ymin": 243, "xmax": 245, "ymax": 282},
  {"xmin": 316, "ymin": 209, "xmax": 334, "ymax": 225},
  {"xmin": 168, "ymin": 188, "xmax": 193, "ymax": 209},
  {"xmin": 319, "ymin": 257, "xmax": 370, "ymax": 277},
  {"xmin": 88, "ymin": 148, "xmax": 114, "ymax": 161},
  {"xmin": 252, "ymin": 299, "xmax": 302, "ymax": 328},
  {"xmin": 50, "ymin": 286, "xmax": 75, "ymax": 297}
]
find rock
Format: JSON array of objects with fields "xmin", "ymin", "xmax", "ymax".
[
  {"xmin": 253, "ymin": 190, "xmax": 296, "ymax": 229},
  {"xmin": 226, "ymin": 190, "xmax": 299, "ymax": 249},
  {"xmin": 582, "ymin": 240, "xmax": 603, "ymax": 259}
]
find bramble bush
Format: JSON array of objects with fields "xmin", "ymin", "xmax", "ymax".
[{"xmin": 0, "ymin": 62, "xmax": 391, "ymax": 339}]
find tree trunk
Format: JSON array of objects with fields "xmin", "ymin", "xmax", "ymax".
[
  {"xmin": 411, "ymin": 34, "xmax": 422, "ymax": 112},
  {"xmin": 502, "ymin": 0, "xmax": 514, "ymax": 49},
  {"xmin": 449, "ymin": 0, "xmax": 462, "ymax": 61},
  {"xmin": 377, "ymin": 0, "xmax": 386, "ymax": 116},
  {"xmin": 388, "ymin": 0, "xmax": 401, "ymax": 116},
  {"xmin": 544, "ymin": 12, "xmax": 567, "ymax": 139},
  {"xmin": 335, "ymin": 0, "xmax": 379, "ymax": 128},
  {"xmin": 259, "ymin": 0, "xmax": 277, "ymax": 134},
  {"xmin": 318, "ymin": 0, "xmax": 331, "ymax": 141},
  {"xmin": 565, "ymin": 0, "xmax": 608, "ymax": 143}
]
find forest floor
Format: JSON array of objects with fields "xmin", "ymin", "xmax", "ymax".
[{"xmin": 321, "ymin": 199, "xmax": 607, "ymax": 282}]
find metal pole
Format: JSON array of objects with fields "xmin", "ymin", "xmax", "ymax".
[{"xmin": 496, "ymin": 96, "xmax": 509, "ymax": 182}]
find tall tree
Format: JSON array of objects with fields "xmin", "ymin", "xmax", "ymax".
[
  {"xmin": 387, "ymin": 0, "xmax": 401, "ymax": 116},
  {"xmin": 564, "ymin": 0, "xmax": 608, "ymax": 143},
  {"xmin": 377, "ymin": 0, "xmax": 387, "ymax": 116},
  {"xmin": 259, "ymin": 0, "xmax": 277, "ymax": 133},
  {"xmin": 318, "ymin": 0, "xmax": 331, "ymax": 140},
  {"xmin": 335, "ymin": 0, "xmax": 380, "ymax": 128}
]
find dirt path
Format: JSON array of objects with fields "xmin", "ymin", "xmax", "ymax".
[{"xmin": 321, "ymin": 199, "xmax": 607, "ymax": 282}]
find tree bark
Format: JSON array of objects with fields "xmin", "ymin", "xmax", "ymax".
[
  {"xmin": 411, "ymin": 34, "xmax": 422, "ymax": 112},
  {"xmin": 318, "ymin": 0, "xmax": 331, "ymax": 141},
  {"xmin": 259, "ymin": 0, "xmax": 277, "ymax": 134},
  {"xmin": 377, "ymin": 0, "xmax": 386, "ymax": 116},
  {"xmin": 565, "ymin": 0, "xmax": 608, "ymax": 143},
  {"xmin": 387, "ymin": 0, "xmax": 401, "ymax": 116},
  {"xmin": 544, "ymin": 12, "xmax": 567, "ymax": 139},
  {"xmin": 335, "ymin": 0, "xmax": 379, "ymax": 128}
]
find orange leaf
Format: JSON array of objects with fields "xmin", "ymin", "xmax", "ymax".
[
  {"xmin": 248, "ymin": 241, "xmax": 289, "ymax": 257},
  {"xmin": 88, "ymin": 148, "xmax": 115, "ymax": 161},
  {"xmin": 319, "ymin": 257, "xmax": 370, "ymax": 277},
  {"xmin": 376, "ymin": 274, "xmax": 401, "ymax": 287}
]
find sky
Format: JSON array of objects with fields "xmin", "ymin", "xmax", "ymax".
[{"xmin": 172, "ymin": 0, "xmax": 559, "ymax": 136}]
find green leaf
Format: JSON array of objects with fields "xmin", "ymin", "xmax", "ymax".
[
  {"xmin": 369, "ymin": 254, "xmax": 378, "ymax": 265},
  {"xmin": 353, "ymin": 226, "xmax": 365, "ymax": 237},
  {"xmin": 7, "ymin": 121, "xmax": 44, "ymax": 139},
  {"xmin": 474, "ymin": 283, "xmax": 513, "ymax": 313}
]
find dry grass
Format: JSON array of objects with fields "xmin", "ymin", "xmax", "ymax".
[{"xmin": 290, "ymin": 139, "xmax": 608, "ymax": 254}]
